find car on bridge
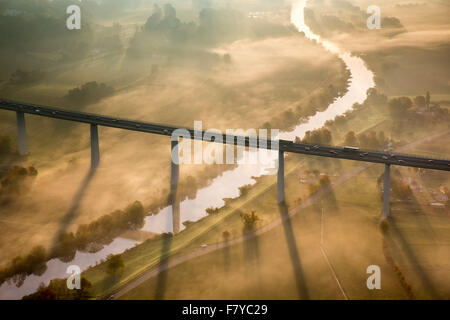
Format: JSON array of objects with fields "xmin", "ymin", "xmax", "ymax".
[{"xmin": 343, "ymin": 146, "xmax": 360, "ymax": 152}]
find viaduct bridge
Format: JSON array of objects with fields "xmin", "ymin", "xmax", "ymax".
[{"xmin": 1, "ymin": 99, "xmax": 449, "ymax": 233}]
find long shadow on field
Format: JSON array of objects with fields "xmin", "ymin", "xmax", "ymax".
[
  {"xmin": 223, "ymin": 237, "xmax": 231, "ymax": 273},
  {"xmin": 242, "ymin": 223, "xmax": 262, "ymax": 292},
  {"xmin": 153, "ymin": 187, "xmax": 178, "ymax": 299},
  {"xmin": 153, "ymin": 233, "xmax": 173, "ymax": 300},
  {"xmin": 0, "ymin": 153, "xmax": 23, "ymax": 169},
  {"xmin": 243, "ymin": 226, "xmax": 260, "ymax": 265},
  {"xmin": 278, "ymin": 203, "xmax": 309, "ymax": 299},
  {"xmin": 50, "ymin": 168, "xmax": 97, "ymax": 254},
  {"xmin": 388, "ymin": 216, "xmax": 440, "ymax": 299},
  {"xmin": 322, "ymin": 185, "xmax": 339, "ymax": 212}
]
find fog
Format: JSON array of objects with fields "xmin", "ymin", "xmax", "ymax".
[
  {"xmin": 0, "ymin": 0, "xmax": 448, "ymax": 300},
  {"xmin": 0, "ymin": 0, "xmax": 347, "ymax": 263}
]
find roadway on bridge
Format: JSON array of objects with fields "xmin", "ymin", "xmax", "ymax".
[{"xmin": 1, "ymin": 99, "xmax": 449, "ymax": 171}]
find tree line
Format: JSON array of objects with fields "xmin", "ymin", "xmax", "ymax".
[
  {"xmin": 344, "ymin": 130, "xmax": 390, "ymax": 150},
  {"xmin": 0, "ymin": 201, "xmax": 144, "ymax": 288},
  {"xmin": 0, "ymin": 165, "xmax": 38, "ymax": 205}
]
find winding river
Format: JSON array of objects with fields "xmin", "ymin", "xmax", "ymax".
[{"xmin": 0, "ymin": 0, "xmax": 374, "ymax": 299}]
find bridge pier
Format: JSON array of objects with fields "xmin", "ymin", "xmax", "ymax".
[
  {"xmin": 16, "ymin": 111, "xmax": 28, "ymax": 156},
  {"xmin": 171, "ymin": 138, "xmax": 180, "ymax": 234},
  {"xmin": 277, "ymin": 150, "xmax": 285, "ymax": 204},
  {"xmin": 90, "ymin": 124, "xmax": 100, "ymax": 169},
  {"xmin": 382, "ymin": 164, "xmax": 391, "ymax": 218}
]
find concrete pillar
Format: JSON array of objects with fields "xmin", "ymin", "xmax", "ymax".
[
  {"xmin": 171, "ymin": 138, "xmax": 180, "ymax": 234},
  {"xmin": 382, "ymin": 164, "xmax": 391, "ymax": 218},
  {"xmin": 278, "ymin": 150, "xmax": 285, "ymax": 204},
  {"xmin": 90, "ymin": 124, "xmax": 100, "ymax": 169},
  {"xmin": 16, "ymin": 112, "xmax": 28, "ymax": 156}
]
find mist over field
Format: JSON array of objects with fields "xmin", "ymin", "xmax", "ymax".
[{"xmin": 0, "ymin": 0, "xmax": 349, "ymax": 263}]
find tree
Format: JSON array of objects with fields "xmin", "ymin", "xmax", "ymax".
[
  {"xmin": 23, "ymin": 277, "xmax": 92, "ymax": 300},
  {"xmin": 206, "ymin": 207, "xmax": 220, "ymax": 215},
  {"xmin": 222, "ymin": 231, "xmax": 230, "ymax": 241},
  {"xmin": 414, "ymin": 96, "xmax": 426, "ymax": 108},
  {"xmin": 123, "ymin": 201, "xmax": 145, "ymax": 229},
  {"xmin": 75, "ymin": 277, "xmax": 93, "ymax": 300},
  {"xmin": 239, "ymin": 184, "xmax": 252, "ymax": 197},
  {"xmin": 365, "ymin": 88, "xmax": 387, "ymax": 107},
  {"xmin": 334, "ymin": 115, "xmax": 346, "ymax": 126},
  {"xmin": 426, "ymin": 91, "xmax": 431, "ymax": 108},
  {"xmin": 53, "ymin": 232, "xmax": 77, "ymax": 262},
  {"xmin": 388, "ymin": 97, "xmax": 412, "ymax": 119},
  {"xmin": 381, "ymin": 16, "xmax": 403, "ymax": 28},
  {"xmin": 24, "ymin": 246, "xmax": 47, "ymax": 274},
  {"xmin": 302, "ymin": 128, "xmax": 332, "ymax": 145},
  {"xmin": 23, "ymin": 282, "xmax": 56, "ymax": 300},
  {"xmin": 240, "ymin": 211, "xmax": 259, "ymax": 230},
  {"xmin": 106, "ymin": 254, "xmax": 124, "ymax": 275},
  {"xmin": 357, "ymin": 133, "xmax": 369, "ymax": 148},
  {"xmin": 65, "ymin": 81, "xmax": 115, "ymax": 105},
  {"xmin": 367, "ymin": 131, "xmax": 380, "ymax": 149},
  {"xmin": 144, "ymin": 4, "xmax": 162, "ymax": 31},
  {"xmin": 344, "ymin": 131, "xmax": 358, "ymax": 146}
]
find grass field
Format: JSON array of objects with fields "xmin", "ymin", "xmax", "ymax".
[
  {"xmin": 0, "ymin": 31, "xmax": 350, "ymax": 265},
  {"xmin": 118, "ymin": 153, "xmax": 449, "ymax": 299}
]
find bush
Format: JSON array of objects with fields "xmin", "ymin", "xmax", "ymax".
[
  {"xmin": 0, "ymin": 166, "xmax": 38, "ymax": 203},
  {"xmin": 240, "ymin": 211, "xmax": 259, "ymax": 230},
  {"xmin": 206, "ymin": 207, "xmax": 220, "ymax": 215},
  {"xmin": 0, "ymin": 245, "xmax": 48, "ymax": 287},
  {"xmin": 106, "ymin": 254, "xmax": 124, "ymax": 275},
  {"xmin": 302, "ymin": 128, "xmax": 332, "ymax": 145},
  {"xmin": 73, "ymin": 201, "xmax": 145, "ymax": 251},
  {"xmin": 23, "ymin": 277, "xmax": 92, "ymax": 300},
  {"xmin": 388, "ymin": 97, "xmax": 412, "ymax": 119},
  {"xmin": 238, "ymin": 184, "xmax": 252, "ymax": 197},
  {"xmin": 65, "ymin": 81, "xmax": 115, "ymax": 105}
]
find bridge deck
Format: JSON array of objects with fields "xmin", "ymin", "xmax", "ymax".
[{"xmin": 1, "ymin": 99, "xmax": 449, "ymax": 171}]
